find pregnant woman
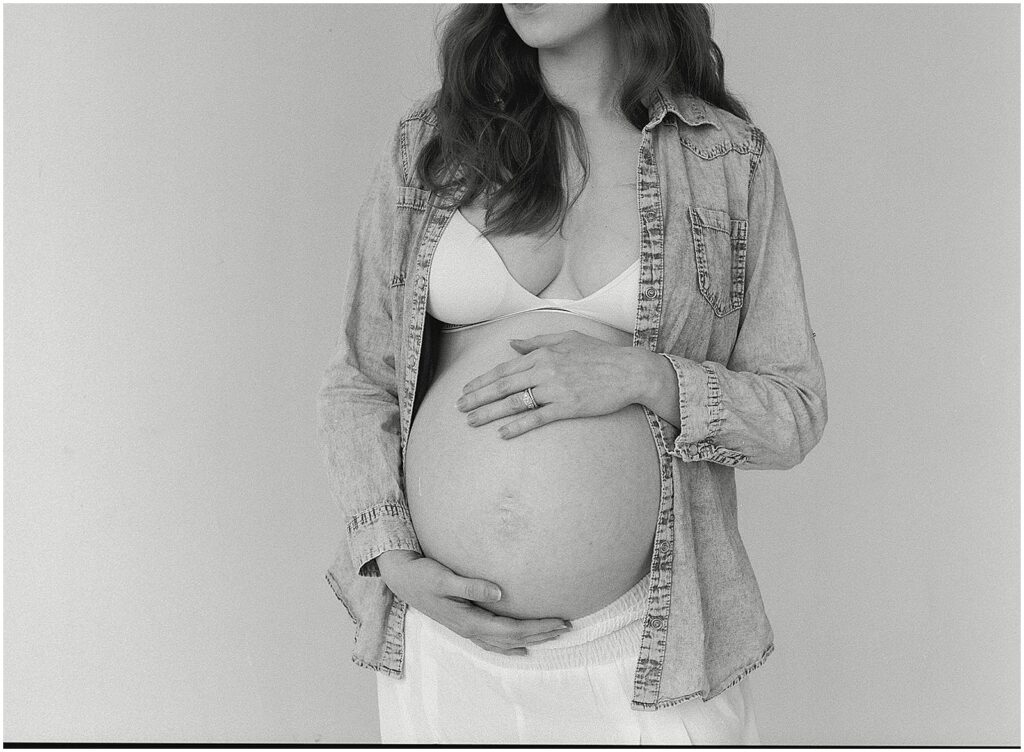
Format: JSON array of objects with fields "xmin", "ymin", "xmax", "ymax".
[{"xmin": 317, "ymin": 3, "xmax": 828, "ymax": 745}]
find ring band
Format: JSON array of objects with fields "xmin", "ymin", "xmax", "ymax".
[{"xmin": 521, "ymin": 387, "xmax": 538, "ymax": 411}]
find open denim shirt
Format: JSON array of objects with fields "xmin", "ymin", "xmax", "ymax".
[{"xmin": 316, "ymin": 86, "xmax": 828, "ymax": 711}]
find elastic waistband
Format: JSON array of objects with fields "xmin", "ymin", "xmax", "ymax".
[{"xmin": 408, "ymin": 574, "xmax": 651, "ymax": 671}]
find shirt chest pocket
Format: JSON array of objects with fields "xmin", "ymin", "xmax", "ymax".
[{"xmin": 687, "ymin": 205, "xmax": 748, "ymax": 318}]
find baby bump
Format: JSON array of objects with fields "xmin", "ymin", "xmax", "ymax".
[{"xmin": 404, "ymin": 312, "xmax": 663, "ymax": 620}]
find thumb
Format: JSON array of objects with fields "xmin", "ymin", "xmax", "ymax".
[
  {"xmin": 509, "ymin": 331, "xmax": 568, "ymax": 352},
  {"xmin": 443, "ymin": 571, "xmax": 503, "ymax": 602}
]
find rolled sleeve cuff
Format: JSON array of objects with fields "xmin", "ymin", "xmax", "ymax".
[
  {"xmin": 658, "ymin": 353, "xmax": 748, "ymax": 467},
  {"xmin": 346, "ymin": 502, "xmax": 423, "ymax": 578}
]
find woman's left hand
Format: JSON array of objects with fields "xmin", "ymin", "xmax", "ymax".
[{"xmin": 456, "ymin": 330, "xmax": 647, "ymax": 439}]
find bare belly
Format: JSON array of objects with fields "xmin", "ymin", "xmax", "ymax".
[{"xmin": 405, "ymin": 311, "xmax": 662, "ymax": 620}]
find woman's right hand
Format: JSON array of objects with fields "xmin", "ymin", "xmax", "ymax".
[{"xmin": 376, "ymin": 549, "xmax": 572, "ymax": 656}]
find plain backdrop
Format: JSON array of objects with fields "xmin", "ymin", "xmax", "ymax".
[{"xmin": 4, "ymin": 3, "xmax": 1019, "ymax": 745}]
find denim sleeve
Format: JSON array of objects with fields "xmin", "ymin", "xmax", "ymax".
[
  {"xmin": 662, "ymin": 132, "xmax": 828, "ymax": 469},
  {"xmin": 316, "ymin": 123, "xmax": 422, "ymax": 577}
]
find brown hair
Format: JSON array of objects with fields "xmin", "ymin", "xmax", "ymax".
[{"xmin": 414, "ymin": 4, "xmax": 750, "ymax": 239}]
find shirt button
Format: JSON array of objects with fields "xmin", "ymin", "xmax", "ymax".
[{"xmin": 644, "ymin": 287, "xmax": 657, "ymax": 299}]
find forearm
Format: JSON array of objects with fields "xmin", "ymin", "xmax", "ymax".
[
  {"xmin": 316, "ymin": 391, "xmax": 423, "ymax": 577},
  {"xmin": 627, "ymin": 343, "xmax": 827, "ymax": 469}
]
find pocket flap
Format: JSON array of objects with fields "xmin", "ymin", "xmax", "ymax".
[{"xmin": 688, "ymin": 205, "xmax": 732, "ymax": 234}]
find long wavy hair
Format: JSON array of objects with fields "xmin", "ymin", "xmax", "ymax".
[{"xmin": 414, "ymin": 3, "xmax": 750, "ymax": 240}]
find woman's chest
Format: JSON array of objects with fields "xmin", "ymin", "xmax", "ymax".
[
  {"xmin": 392, "ymin": 121, "xmax": 753, "ymax": 419},
  {"xmin": 458, "ymin": 130, "xmax": 644, "ymax": 301}
]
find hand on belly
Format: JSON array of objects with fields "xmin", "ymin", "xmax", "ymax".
[{"xmin": 456, "ymin": 328, "xmax": 646, "ymax": 440}]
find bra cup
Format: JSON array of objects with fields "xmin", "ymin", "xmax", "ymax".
[
  {"xmin": 427, "ymin": 215, "xmax": 507, "ymax": 325},
  {"xmin": 568, "ymin": 269, "xmax": 640, "ymax": 334},
  {"xmin": 428, "ymin": 208, "xmax": 641, "ymax": 333}
]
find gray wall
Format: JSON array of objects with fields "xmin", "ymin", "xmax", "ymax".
[{"xmin": 4, "ymin": 3, "xmax": 1019, "ymax": 745}]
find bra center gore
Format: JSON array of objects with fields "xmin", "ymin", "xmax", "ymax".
[{"xmin": 455, "ymin": 209, "xmax": 639, "ymax": 304}]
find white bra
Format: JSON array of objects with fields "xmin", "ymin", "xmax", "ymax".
[{"xmin": 427, "ymin": 209, "xmax": 641, "ymax": 333}]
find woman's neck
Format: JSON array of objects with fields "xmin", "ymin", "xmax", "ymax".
[{"xmin": 537, "ymin": 24, "xmax": 624, "ymax": 122}]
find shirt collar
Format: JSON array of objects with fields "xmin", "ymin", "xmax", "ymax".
[{"xmin": 644, "ymin": 85, "xmax": 721, "ymax": 130}]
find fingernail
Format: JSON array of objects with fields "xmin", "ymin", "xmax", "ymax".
[
  {"xmin": 466, "ymin": 413, "xmax": 478, "ymax": 426},
  {"xmin": 488, "ymin": 588, "xmax": 502, "ymax": 601},
  {"xmin": 563, "ymin": 620, "xmax": 573, "ymax": 629},
  {"xmin": 456, "ymin": 397, "xmax": 467, "ymax": 410},
  {"xmin": 498, "ymin": 426, "xmax": 510, "ymax": 439}
]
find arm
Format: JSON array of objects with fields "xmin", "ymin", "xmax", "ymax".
[
  {"xmin": 316, "ymin": 124, "xmax": 421, "ymax": 578},
  {"xmin": 638, "ymin": 132, "xmax": 828, "ymax": 470}
]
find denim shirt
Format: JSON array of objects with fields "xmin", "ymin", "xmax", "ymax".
[{"xmin": 316, "ymin": 86, "xmax": 828, "ymax": 711}]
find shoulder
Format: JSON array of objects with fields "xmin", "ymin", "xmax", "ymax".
[
  {"xmin": 401, "ymin": 90, "xmax": 441, "ymax": 127},
  {"xmin": 378, "ymin": 90, "xmax": 441, "ymax": 185},
  {"xmin": 672, "ymin": 92, "xmax": 768, "ymax": 167}
]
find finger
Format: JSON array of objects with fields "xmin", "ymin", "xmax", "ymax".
[
  {"xmin": 498, "ymin": 404, "xmax": 565, "ymax": 440},
  {"xmin": 521, "ymin": 628, "xmax": 571, "ymax": 645},
  {"xmin": 475, "ymin": 612, "xmax": 573, "ymax": 641},
  {"xmin": 460, "ymin": 354, "xmax": 535, "ymax": 397},
  {"xmin": 470, "ymin": 638, "xmax": 527, "ymax": 656},
  {"xmin": 466, "ymin": 388, "xmax": 543, "ymax": 427},
  {"xmin": 508, "ymin": 332, "xmax": 572, "ymax": 353},
  {"xmin": 440, "ymin": 572, "xmax": 503, "ymax": 603},
  {"xmin": 471, "ymin": 624, "xmax": 569, "ymax": 649},
  {"xmin": 459, "ymin": 370, "xmax": 537, "ymax": 413}
]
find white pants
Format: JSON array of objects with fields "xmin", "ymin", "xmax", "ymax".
[{"xmin": 376, "ymin": 574, "xmax": 761, "ymax": 745}]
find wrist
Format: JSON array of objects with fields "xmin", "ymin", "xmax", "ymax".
[
  {"xmin": 626, "ymin": 348, "xmax": 672, "ymax": 408},
  {"xmin": 376, "ymin": 548, "xmax": 420, "ymax": 580}
]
